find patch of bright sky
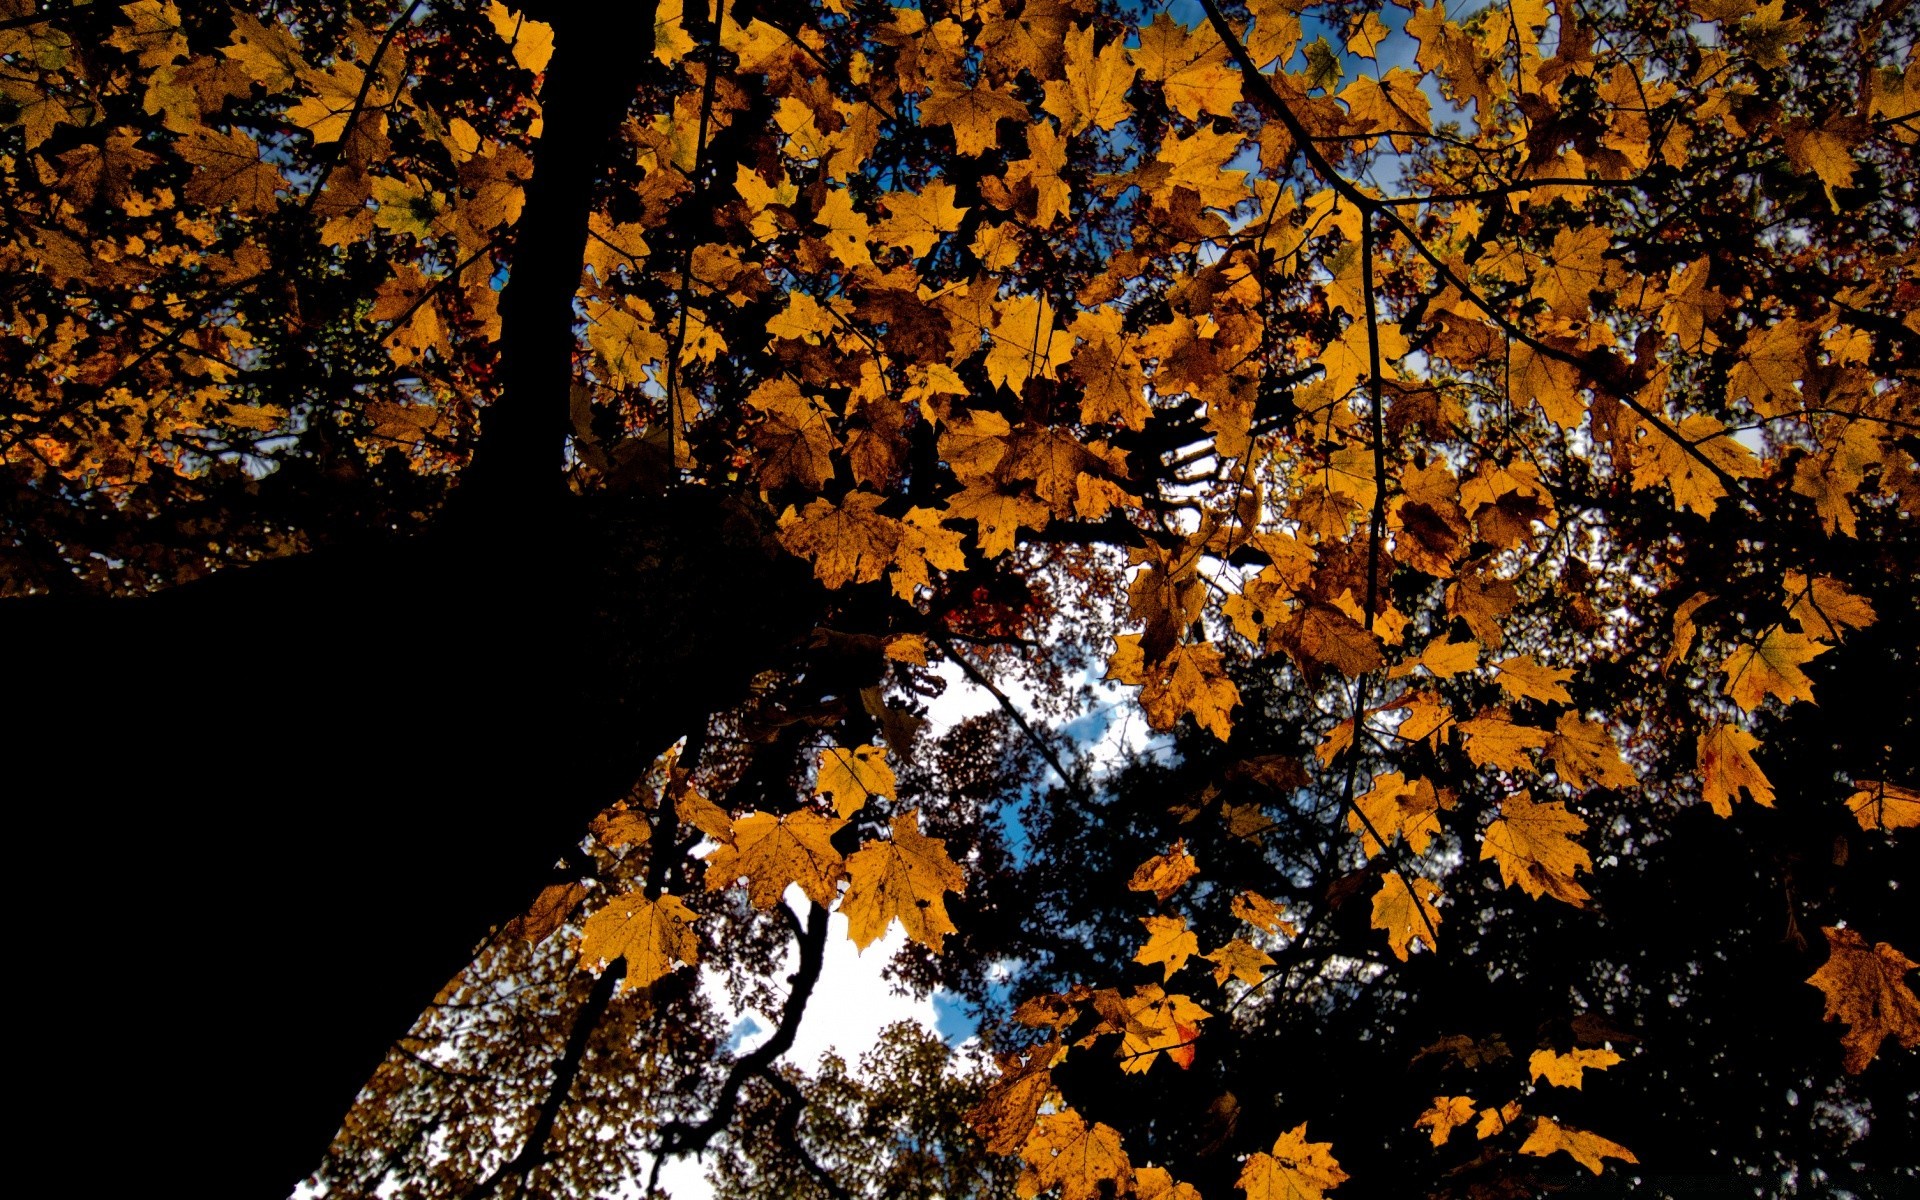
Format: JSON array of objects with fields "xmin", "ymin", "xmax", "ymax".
[{"xmin": 660, "ymin": 644, "xmax": 1164, "ymax": 1196}]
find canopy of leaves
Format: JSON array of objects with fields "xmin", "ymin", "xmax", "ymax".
[{"xmin": 4, "ymin": 0, "xmax": 1917, "ymax": 1197}]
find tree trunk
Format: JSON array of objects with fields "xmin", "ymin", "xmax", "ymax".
[{"xmin": 0, "ymin": 4, "xmax": 829, "ymax": 1194}]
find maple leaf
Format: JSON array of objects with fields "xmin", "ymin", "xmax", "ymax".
[
  {"xmin": 1231, "ymin": 890, "xmax": 1296, "ymax": 935},
  {"xmin": 1807, "ymin": 926, "xmax": 1920, "ymax": 1073},
  {"xmin": 746, "ymin": 377, "xmax": 837, "ymax": 491},
  {"xmin": 1528, "ymin": 1047, "xmax": 1623, "ymax": 1088},
  {"xmin": 1719, "ymin": 626, "xmax": 1826, "ymax": 711},
  {"xmin": 813, "ymin": 188, "xmax": 874, "ymax": 270},
  {"xmin": 944, "ymin": 483, "xmax": 1051, "ymax": 557},
  {"xmin": 778, "ymin": 492, "xmax": 902, "ymax": 589},
  {"xmin": 1846, "ymin": 780, "xmax": 1920, "ymax": 834},
  {"xmin": 1138, "ymin": 642, "xmax": 1241, "ymax": 741},
  {"xmin": 840, "ymin": 809, "xmax": 965, "ymax": 952},
  {"xmin": 985, "ymin": 294, "xmax": 1074, "ymax": 397},
  {"xmin": 1371, "ymin": 874, "xmax": 1443, "ymax": 961},
  {"xmin": 969, "ymin": 1040, "xmax": 1060, "ymax": 1155},
  {"xmin": 1136, "ymin": 914, "xmax": 1200, "ymax": 981},
  {"xmin": 815, "ymin": 743, "xmax": 897, "ymax": 817},
  {"xmin": 873, "ymin": 182, "xmax": 968, "ymax": 259},
  {"xmin": 1108, "ymin": 985, "xmax": 1210, "ymax": 1072},
  {"xmin": 676, "ymin": 788, "xmax": 736, "ymax": 843},
  {"xmin": 1458, "ymin": 712, "xmax": 1549, "ymax": 773},
  {"xmin": 1632, "ymin": 413, "xmax": 1763, "ymax": 515},
  {"xmin": 1293, "ymin": 604, "xmax": 1385, "ymax": 677},
  {"xmin": 578, "ymin": 890, "xmax": 699, "ymax": 992},
  {"xmin": 1520, "ymin": 1117, "xmax": 1639, "ymax": 1175},
  {"xmin": 1129, "ymin": 841, "xmax": 1200, "ymax": 902},
  {"xmin": 1481, "ymin": 791, "xmax": 1592, "ymax": 906},
  {"xmin": 1132, "ymin": 13, "xmax": 1243, "ymax": 121},
  {"xmin": 888, "ymin": 506, "xmax": 968, "ymax": 598},
  {"xmin": 1348, "ymin": 771, "xmax": 1443, "ymax": 857},
  {"xmin": 502, "ymin": 881, "xmax": 588, "ymax": 946},
  {"xmin": 1204, "ymin": 937, "xmax": 1275, "ymax": 986},
  {"xmin": 1339, "ymin": 68, "xmax": 1431, "ymax": 152},
  {"xmin": 1043, "ymin": 24, "xmax": 1136, "ymax": 134},
  {"xmin": 174, "ymin": 125, "xmax": 286, "ymax": 212},
  {"xmin": 589, "ymin": 805, "xmax": 651, "ymax": 848},
  {"xmin": 703, "ymin": 809, "xmax": 846, "ymax": 909},
  {"xmin": 1415, "ymin": 1095, "xmax": 1477, "ymax": 1147},
  {"xmin": 920, "ymin": 78, "xmax": 1025, "ymax": 156},
  {"xmin": 1782, "ymin": 570, "xmax": 1876, "ymax": 642},
  {"xmin": 1237, "ymin": 1123, "xmax": 1348, "ymax": 1200},
  {"xmin": 1697, "ymin": 723, "xmax": 1774, "ymax": 816},
  {"xmin": 487, "ymin": 3, "xmax": 555, "ymax": 73},
  {"xmin": 1245, "ymin": 0, "xmax": 1302, "ymax": 68},
  {"xmin": 1136, "ymin": 1167, "xmax": 1204, "ymax": 1200},
  {"xmin": 1418, "ymin": 636, "xmax": 1479, "ymax": 678},
  {"xmin": 1020, "ymin": 1109, "xmax": 1134, "ymax": 1200},
  {"xmin": 1545, "ymin": 712, "xmax": 1637, "ymax": 791},
  {"xmin": 1494, "ymin": 655, "xmax": 1574, "ymax": 705}
]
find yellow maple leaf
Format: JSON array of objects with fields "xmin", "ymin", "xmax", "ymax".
[
  {"xmin": 815, "ymin": 743, "xmax": 897, "ymax": 817},
  {"xmin": 1245, "ymin": 0, "xmax": 1302, "ymax": 68},
  {"xmin": 920, "ymin": 77, "xmax": 1026, "ymax": 156},
  {"xmin": 486, "ymin": 2, "xmax": 555, "ymax": 73},
  {"xmin": 1136, "ymin": 1166, "xmax": 1204, "ymax": 1200},
  {"xmin": 970, "ymin": 1040, "xmax": 1059, "ymax": 1155},
  {"xmin": 814, "ymin": 188, "xmax": 873, "ymax": 270},
  {"xmin": 589, "ymin": 804, "xmax": 651, "ymax": 848},
  {"xmin": 1128, "ymin": 840, "xmax": 1199, "ymax": 902},
  {"xmin": 1532, "ymin": 226, "xmax": 1610, "ymax": 318},
  {"xmin": 578, "ymin": 890, "xmax": 699, "ymax": 992},
  {"xmin": 1458, "ymin": 712, "xmax": 1549, "ymax": 772},
  {"xmin": 1339, "ymin": 68, "xmax": 1431, "ymax": 152},
  {"xmin": 1414, "ymin": 1095, "xmax": 1477, "ymax": 1147},
  {"xmin": 1237, "ymin": 1123, "xmax": 1348, "ymax": 1200},
  {"xmin": 890, "ymin": 506, "xmax": 968, "ymax": 598},
  {"xmin": 1043, "ymin": 24, "xmax": 1136, "ymax": 134},
  {"xmin": 767, "ymin": 290, "xmax": 837, "ymax": 344},
  {"xmin": 1493, "ymin": 654, "xmax": 1575, "ymax": 705},
  {"xmin": 1135, "ymin": 914, "xmax": 1199, "ymax": 981},
  {"xmin": 1231, "ymin": 889, "xmax": 1296, "ymax": 935},
  {"xmin": 1528, "ymin": 1046, "xmax": 1623, "ymax": 1088},
  {"xmin": 1719, "ymin": 626, "xmax": 1826, "ymax": 710},
  {"xmin": 703, "ymin": 809, "xmax": 846, "ymax": 909},
  {"xmin": 873, "ymin": 181, "xmax": 968, "ymax": 258},
  {"xmin": 1419, "ymin": 636, "xmax": 1480, "ymax": 678},
  {"xmin": 778, "ymin": 492, "xmax": 902, "ymax": 589},
  {"xmin": 1846, "ymin": 780, "xmax": 1920, "ymax": 833},
  {"xmin": 1020, "ymin": 1109, "xmax": 1134, "ymax": 1200},
  {"xmin": 1519, "ymin": 1117, "xmax": 1638, "ymax": 1174},
  {"xmin": 1480, "ymin": 790, "xmax": 1592, "ymax": 906},
  {"xmin": 1203, "ymin": 937, "xmax": 1275, "ymax": 986},
  {"xmin": 986, "ymin": 294, "xmax": 1074, "ymax": 397},
  {"xmin": 1139, "ymin": 642, "xmax": 1241, "ymax": 741},
  {"xmin": 1132, "ymin": 13, "xmax": 1243, "ymax": 121},
  {"xmin": 1371, "ymin": 874, "xmax": 1443, "ymax": 961},
  {"xmin": 1632, "ymin": 413, "xmax": 1763, "ymax": 515},
  {"xmin": 746, "ymin": 377, "xmax": 837, "ymax": 491},
  {"xmin": 1348, "ymin": 771, "xmax": 1444, "ymax": 857},
  {"xmin": 1476, "ymin": 1100, "xmax": 1522, "ymax": 1139},
  {"xmin": 840, "ymin": 809, "xmax": 965, "ymax": 951},
  {"xmin": 502, "ymin": 881, "xmax": 588, "ymax": 946},
  {"xmin": 1109, "ymin": 984, "xmax": 1210, "ymax": 1073},
  {"xmin": 1545, "ymin": 712, "xmax": 1638, "ymax": 791},
  {"xmin": 1697, "ymin": 723, "xmax": 1774, "ymax": 815},
  {"xmin": 1807, "ymin": 925, "xmax": 1920, "ymax": 1073},
  {"xmin": 944, "ymin": 483, "xmax": 1051, "ymax": 557},
  {"xmin": 1782, "ymin": 570, "xmax": 1877, "ymax": 642}
]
